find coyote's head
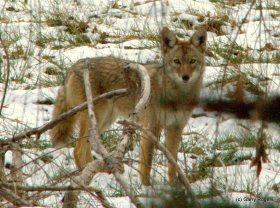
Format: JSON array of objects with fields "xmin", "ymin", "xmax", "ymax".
[{"xmin": 161, "ymin": 27, "xmax": 207, "ymax": 86}]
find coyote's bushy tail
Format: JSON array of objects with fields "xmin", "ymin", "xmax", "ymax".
[{"xmin": 50, "ymin": 86, "xmax": 75, "ymax": 147}]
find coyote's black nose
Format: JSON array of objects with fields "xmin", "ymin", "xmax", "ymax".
[{"xmin": 182, "ymin": 75, "xmax": 189, "ymax": 82}]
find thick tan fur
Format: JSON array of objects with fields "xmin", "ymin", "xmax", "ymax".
[{"xmin": 50, "ymin": 27, "xmax": 207, "ymax": 185}]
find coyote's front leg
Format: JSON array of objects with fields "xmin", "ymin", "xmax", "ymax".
[
  {"xmin": 165, "ymin": 126, "xmax": 184, "ymax": 184},
  {"xmin": 139, "ymin": 124, "xmax": 161, "ymax": 186}
]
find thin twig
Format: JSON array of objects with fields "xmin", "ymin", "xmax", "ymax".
[
  {"xmin": 10, "ymin": 143, "xmax": 24, "ymax": 198},
  {"xmin": 0, "ymin": 34, "xmax": 11, "ymax": 116},
  {"xmin": 0, "ymin": 150, "xmax": 5, "ymax": 182}
]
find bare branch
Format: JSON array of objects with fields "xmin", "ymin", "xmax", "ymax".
[
  {"xmin": 83, "ymin": 58, "xmax": 108, "ymax": 156},
  {"xmin": 0, "ymin": 187, "xmax": 32, "ymax": 207},
  {"xmin": 0, "ymin": 89, "xmax": 127, "ymax": 146},
  {"xmin": 117, "ymin": 62, "xmax": 152, "ymax": 153},
  {"xmin": 125, "ymin": 63, "xmax": 151, "ymax": 116}
]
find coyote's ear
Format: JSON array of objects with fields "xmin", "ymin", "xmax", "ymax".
[
  {"xmin": 161, "ymin": 27, "xmax": 177, "ymax": 51},
  {"xmin": 191, "ymin": 28, "xmax": 207, "ymax": 51}
]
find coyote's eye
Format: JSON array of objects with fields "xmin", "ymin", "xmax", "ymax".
[
  {"xmin": 173, "ymin": 59, "xmax": 181, "ymax": 64},
  {"xmin": 189, "ymin": 59, "xmax": 197, "ymax": 64}
]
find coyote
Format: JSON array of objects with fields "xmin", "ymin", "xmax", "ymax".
[{"xmin": 50, "ymin": 27, "xmax": 207, "ymax": 185}]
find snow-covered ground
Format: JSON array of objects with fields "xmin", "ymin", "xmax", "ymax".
[{"xmin": 0, "ymin": 0, "xmax": 280, "ymax": 207}]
